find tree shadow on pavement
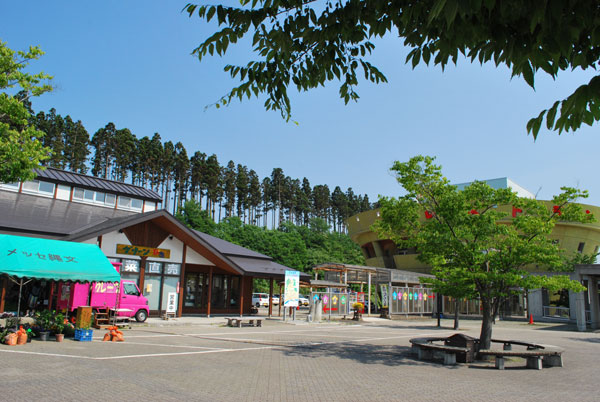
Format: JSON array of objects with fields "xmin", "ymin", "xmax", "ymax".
[{"xmin": 279, "ymin": 342, "xmax": 461, "ymax": 369}]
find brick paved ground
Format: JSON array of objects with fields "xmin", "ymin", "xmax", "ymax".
[{"xmin": 1, "ymin": 317, "xmax": 598, "ymax": 401}]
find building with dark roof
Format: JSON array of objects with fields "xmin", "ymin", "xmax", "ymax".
[{"xmin": 0, "ymin": 168, "xmax": 307, "ymax": 317}]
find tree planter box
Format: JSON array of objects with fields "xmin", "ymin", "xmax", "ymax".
[{"xmin": 74, "ymin": 329, "xmax": 93, "ymax": 342}]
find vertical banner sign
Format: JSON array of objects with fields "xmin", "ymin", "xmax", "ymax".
[
  {"xmin": 284, "ymin": 270, "xmax": 299, "ymax": 307},
  {"xmin": 166, "ymin": 292, "xmax": 178, "ymax": 313},
  {"xmin": 380, "ymin": 284, "xmax": 389, "ymax": 308}
]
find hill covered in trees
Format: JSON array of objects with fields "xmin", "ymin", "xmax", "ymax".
[
  {"xmin": 176, "ymin": 200, "xmax": 365, "ymax": 276},
  {"xmin": 32, "ymin": 108, "xmax": 373, "ymax": 232}
]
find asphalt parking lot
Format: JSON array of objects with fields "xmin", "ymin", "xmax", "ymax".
[{"xmin": 2, "ymin": 317, "xmax": 599, "ymax": 401}]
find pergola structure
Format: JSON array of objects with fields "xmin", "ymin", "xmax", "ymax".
[{"xmin": 312, "ymin": 263, "xmax": 434, "ymax": 316}]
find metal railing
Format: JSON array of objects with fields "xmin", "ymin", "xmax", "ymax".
[{"xmin": 542, "ymin": 306, "xmax": 570, "ymax": 319}]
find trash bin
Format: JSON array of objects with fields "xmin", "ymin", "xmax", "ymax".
[{"xmin": 444, "ymin": 333, "xmax": 476, "ymax": 363}]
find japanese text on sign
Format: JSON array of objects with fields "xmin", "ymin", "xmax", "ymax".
[
  {"xmin": 6, "ymin": 249, "xmax": 77, "ymax": 263},
  {"xmin": 116, "ymin": 244, "xmax": 170, "ymax": 259}
]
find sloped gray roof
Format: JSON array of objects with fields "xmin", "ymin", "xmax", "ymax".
[
  {"xmin": 0, "ymin": 191, "xmax": 135, "ymax": 238},
  {"xmin": 34, "ymin": 167, "xmax": 162, "ymax": 201},
  {"xmin": 194, "ymin": 231, "xmax": 268, "ymax": 259}
]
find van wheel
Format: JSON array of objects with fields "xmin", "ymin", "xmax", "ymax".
[
  {"xmin": 135, "ymin": 310, "xmax": 148, "ymax": 322},
  {"xmin": 255, "ymin": 302, "xmax": 260, "ymax": 308}
]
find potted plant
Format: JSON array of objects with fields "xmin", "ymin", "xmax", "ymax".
[
  {"xmin": 352, "ymin": 302, "xmax": 364, "ymax": 321},
  {"xmin": 53, "ymin": 312, "xmax": 66, "ymax": 342},
  {"xmin": 34, "ymin": 310, "xmax": 54, "ymax": 341}
]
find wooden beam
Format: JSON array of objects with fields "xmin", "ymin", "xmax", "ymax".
[
  {"xmin": 0, "ymin": 276, "xmax": 7, "ymax": 313},
  {"xmin": 139, "ymin": 257, "xmax": 146, "ymax": 295},
  {"xmin": 178, "ymin": 244, "xmax": 187, "ymax": 317},
  {"xmin": 268, "ymin": 278, "xmax": 273, "ymax": 318},
  {"xmin": 207, "ymin": 266, "xmax": 213, "ymax": 317},
  {"xmin": 239, "ymin": 275, "xmax": 244, "ymax": 317},
  {"xmin": 48, "ymin": 281, "xmax": 54, "ymax": 311}
]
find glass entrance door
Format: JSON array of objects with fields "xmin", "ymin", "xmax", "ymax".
[{"xmin": 184, "ymin": 273, "xmax": 205, "ymax": 309}]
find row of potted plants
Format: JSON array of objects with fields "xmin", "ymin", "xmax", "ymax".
[{"xmin": 1, "ymin": 310, "xmax": 85, "ymax": 345}]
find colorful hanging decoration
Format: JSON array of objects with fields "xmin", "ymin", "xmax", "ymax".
[
  {"xmin": 425, "ymin": 211, "xmax": 434, "ymax": 219},
  {"xmin": 552, "ymin": 205, "xmax": 562, "ymax": 216},
  {"xmin": 468, "ymin": 209, "xmax": 479, "ymax": 215},
  {"xmin": 512, "ymin": 206, "xmax": 523, "ymax": 217}
]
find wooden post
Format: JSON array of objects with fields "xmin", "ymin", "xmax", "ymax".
[
  {"xmin": 239, "ymin": 276, "xmax": 245, "ymax": 317},
  {"xmin": 278, "ymin": 283, "xmax": 283, "ymax": 316},
  {"xmin": 139, "ymin": 257, "xmax": 146, "ymax": 293},
  {"xmin": 268, "ymin": 278, "xmax": 274, "ymax": 318},
  {"xmin": 0, "ymin": 276, "xmax": 7, "ymax": 313},
  {"xmin": 207, "ymin": 267, "xmax": 213, "ymax": 317},
  {"xmin": 178, "ymin": 244, "xmax": 187, "ymax": 317},
  {"xmin": 48, "ymin": 281, "xmax": 55, "ymax": 311}
]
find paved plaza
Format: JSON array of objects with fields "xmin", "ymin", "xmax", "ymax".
[{"xmin": 1, "ymin": 317, "xmax": 598, "ymax": 401}]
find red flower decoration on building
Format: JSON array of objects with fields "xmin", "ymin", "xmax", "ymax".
[
  {"xmin": 512, "ymin": 206, "xmax": 523, "ymax": 217},
  {"xmin": 425, "ymin": 211, "xmax": 434, "ymax": 219},
  {"xmin": 552, "ymin": 205, "xmax": 562, "ymax": 216},
  {"xmin": 468, "ymin": 209, "xmax": 479, "ymax": 215}
]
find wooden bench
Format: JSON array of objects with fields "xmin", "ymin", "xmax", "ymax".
[
  {"xmin": 479, "ymin": 340, "xmax": 564, "ymax": 370},
  {"xmin": 410, "ymin": 337, "xmax": 470, "ymax": 366},
  {"xmin": 226, "ymin": 317, "xmax": 263, "ymax": 328}
]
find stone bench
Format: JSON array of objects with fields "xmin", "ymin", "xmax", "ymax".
[
  {"xmin": 410, "ymin": 337, "xmax": 470, "ymax": 366},
  {"xmin": 225, "ymin": 317, "xmax": 262, "ymax": 328},
  {"xmin": 479, "ymin": 342, "xmax": 564, "ymax": 370}
]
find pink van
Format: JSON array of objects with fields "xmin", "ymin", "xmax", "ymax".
[{"xmin": 56, "ymin": 262, "xmax": 149, "ymax": 322}]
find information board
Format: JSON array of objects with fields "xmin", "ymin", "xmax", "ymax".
[{"xmin": 284, "ymin": 270, "xmax": 299, "ymax": 307}]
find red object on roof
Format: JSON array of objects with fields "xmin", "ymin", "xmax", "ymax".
[
  {"xmin": 512, "ymin": 206, "xmax": 523, "ymax": 217},
  {"xmin": 425, "ymin": 211, "xmax": 434, "ymax": 219},
  {"xmin": 468, "ymin": 209, "xmax": 479, "ymax": 215},
  {"xmin": 553, "ymin": 205, "xmax": 562, "ymax": 216}
]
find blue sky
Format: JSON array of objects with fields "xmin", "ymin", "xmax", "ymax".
[{"xmin": 3, "ymin": 1, "xmax": 599, "ymax": 205}]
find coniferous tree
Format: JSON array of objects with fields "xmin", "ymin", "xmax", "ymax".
[
  {"xmin": 236, "ymin": 164, "xmax": 249, "ymax": 221},
  {"xmin": 190, "ymin": 151, "xmax": 206, "ymax": 202},
  {"xmin": 261, "ymin": 177, "xmax": 271, "ymax": 228},
  {"xmin": 173, "ymin": 142, "xmax": 190, "ymax": 213},
  {"xmin": 204, "ymin": 154, "xmax": 221, "ymax": 219},
  {"xmin": 91, "ymin": 122, "xmax": 117, "ymax": 179},
  {"xmin": 112, "ymin": 128, "xmax": 136, "ymax": 182},
  {"xmin": 248, "ymin": 169, "xmax": 262, "ymax": 225},
  {"xmin": 300, "ymin": 177, "xmax": 312, "ymax": 225},
  {"xmin": 63, "ymin": 116, "xmax": 90, "ymax": 174},
  {"xmin": 161, "ymin": 141, "xmax": 176, "ymax": 211},
  {"xmin": 223, "ymin": 160, "xmax": 237, "ymax": 217},
  {"xmin": 270, "ymin": 168, "xmax": 284, "ymax": 228}
]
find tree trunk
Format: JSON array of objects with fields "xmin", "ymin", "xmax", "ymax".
[
  {"xmin": 479, "ymin": 299, "xmax": 494, "ymax": 351},
  {"xmin": 453, "ymin": 299, "xmax": 460, "ymax": 330}
]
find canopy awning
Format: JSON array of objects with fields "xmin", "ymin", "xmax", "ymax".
[{"xmin": 0, "ymin": 234, "xmax": 120, "ymax": 282}]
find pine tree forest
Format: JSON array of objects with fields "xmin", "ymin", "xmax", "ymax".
[{"xmin": 32, "ymin": 109, "xmax": 373, "ymax": 233}]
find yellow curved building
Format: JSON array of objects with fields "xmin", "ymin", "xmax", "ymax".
[{"xmin": 347, "ymin": 202, "xmax": 600, "ymax": 274}]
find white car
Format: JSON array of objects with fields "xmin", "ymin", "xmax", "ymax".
[
  {"xmin": 252, "ymin": 293, "xmax": 269, "ymax": 307},
  {"xmin": 298, "ymin": 296, "xmax": 309, "ymax": 306}
]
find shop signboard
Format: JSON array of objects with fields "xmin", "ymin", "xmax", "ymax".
[
  {"xmin": 380, "ymin": 284, "xmax": 389, "ymax": 308},
  {"xmin": 284, "ymin": 270, "xmax": 299, "ymax": 307},
  {"xmin": 116, "ymin": 244, "xmax": 170, "ymax": 259},
  {"xmin": 166, "ymin": 292, "xmax": 178, "ymax": 313}
]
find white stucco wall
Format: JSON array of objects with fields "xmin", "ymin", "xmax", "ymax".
[{"xmin": 186, "ymin": 246, "xmax": 214, "ymax": 266}]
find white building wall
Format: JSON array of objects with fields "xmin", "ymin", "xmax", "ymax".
[
  {"xmin": 100, "ymin": 231, "xmax": 138, "ymax": 260},
  {"xmin": 156, "ymin": 236, "xmax": 185, "ymax": 264},
  {"xmin": 186, "ymin": 247, "xmax": 215, "ymax": 266}
]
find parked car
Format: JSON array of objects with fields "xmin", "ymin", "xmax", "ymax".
[
  {"xmin": 252, "ymin": 293, "xmax": 269, "ymax": 307},
  {"xmin": 271, "ymin": 295, "xmax": 280, "ymax": 305},
  {"xmin": 298, "ymin": 296, "xmax": 309, "ymax": 306}
]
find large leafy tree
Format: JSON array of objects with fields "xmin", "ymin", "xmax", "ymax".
[
  {"xmin": 186, "ymin": 1, "xmax": 600, "ymax": 136},
  {"xmin": 375, "ymin": 156, "xmax": 590, "ymax": 349},
  {"xmin": 0, "ymin": 41, "xmax": 52, "ymax": 183}
]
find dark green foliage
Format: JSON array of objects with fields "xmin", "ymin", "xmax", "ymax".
[
  {"xmin": 177, "ymin": 203, "xmax": 365, "ymax": 272},
  {"xmin": 186, "ymin": 0, "xmax": 600, "ymax": 136}
]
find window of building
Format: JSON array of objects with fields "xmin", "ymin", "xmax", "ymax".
[
  {"xmin": 0, "ymin": 182, "xmax": 19, "ymax": 191},
  {"xmin": 131, "ymin": 198, "xmax": 143, "ymax": 211},
  {"xmin": 106, "ymin": 193, "xmax": 116, "ymax": 206},
  {"xmin": 118, "ymin": 196, "xmax": 131, "ymax": 208},
  {"xmin": 21, "ymin": 180, "xmax": 55, "ymax": 197},
  {"xmin": 578, "ymin": 242, "xmax": 585, "ymax": 253},
  {"xmin": 84, "ymin": 189, "xmax": 94, "ymax": 201},
  {"xmin": 72, "ymin": 187, "xmax": 118, "ymax": 208}
]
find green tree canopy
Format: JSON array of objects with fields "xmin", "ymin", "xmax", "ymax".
[
  {"xmin": 0, "ymin": 40, "xmax": 52, "ymax": 183},
  {"xmin": 186, "ymin": 1, "xmax": 600, "ymax": 136},
  {"xmin": 375, "ymin": 155, "xmax": 590, "ymax": 349}
]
